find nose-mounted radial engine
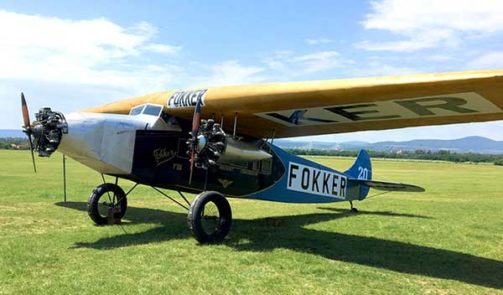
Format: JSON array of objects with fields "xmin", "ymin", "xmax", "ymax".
[
  {"xmin": 21, "ymin": 93, "xmax": 68, "ymax": 161},
  {"xmin": 31, "ymin": 107, "xmax": 68, "ymax": 157}
]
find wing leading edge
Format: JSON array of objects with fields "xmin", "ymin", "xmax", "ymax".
[{"xmin": 86, "ymin": 70, "xmax": 503, "ymax": 139}]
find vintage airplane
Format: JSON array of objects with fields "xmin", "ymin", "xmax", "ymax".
[{"xmin": 21, "ymin": 69, "xmax": 503, "ymax": 243}]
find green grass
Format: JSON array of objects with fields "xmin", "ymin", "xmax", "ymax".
[{"xmin": 1, "ymin": 150, "xmax": 502, "ymax": 294}]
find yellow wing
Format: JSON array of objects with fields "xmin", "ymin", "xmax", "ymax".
[{"xmin": 86, "ymin": 69, "xmax": 503, "ymax": 139}]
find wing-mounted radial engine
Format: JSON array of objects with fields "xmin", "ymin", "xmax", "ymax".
[
  {"xmin": 31, "ymin": 107, "xmax": 68, "ymax": 157},
  {"xmin": 187, "ymin": 119, "xmax": 226, "ymax": 169},
  {"xmin": 187, "ymin": 118, "xmax": 272, "ymax": 169}
]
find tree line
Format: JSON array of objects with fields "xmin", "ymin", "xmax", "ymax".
[
  {"xmin": 0, "ymin": 138, "xmax": 29, "ymax": 150},
  {"xmin": 285, "ymin": 148, "xmax": 503, "ymax": 166}
]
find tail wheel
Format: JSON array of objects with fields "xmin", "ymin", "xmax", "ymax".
[
  {"xmin": 88, "ymin": 183, "xmax": 127, "ymax": 225},
  {"xmin": 188, "ymin": 191, "xmax": 232, "ymax": 243}
]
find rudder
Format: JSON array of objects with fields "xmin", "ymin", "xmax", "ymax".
[{"xmin": 344, "ymin": 150, "xmax": 372, "ymax": 199}]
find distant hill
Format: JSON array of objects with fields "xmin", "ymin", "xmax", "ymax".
[
  {"xmin": 369, "ymin": 136, "xmax": 503, "ymax": 154},
  {"xmin": 0, "ymin": 129, "xmax": 24, "ymax": 138},
  {"xmin": 276, "ymin": 136, "xmax": 503, "ymax": 154}
]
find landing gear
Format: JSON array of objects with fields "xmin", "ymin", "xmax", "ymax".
[
  {"xmin": 87, "ymin": 183, "xmax": 128, "ymax": 225},
  {"xmin": 188, "ymin": 191, "xmax": 232, "ymax": 243},
  {"xmin": 349, "ymin": 200, "xmax": 358, "ymax": 213},
  {"xmin": 87, "ymin": 181, "xmax": 232, "ymax": 243}
]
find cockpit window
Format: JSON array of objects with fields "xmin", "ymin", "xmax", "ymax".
[
  {"xmin": 129, "ymin": 104, "xmax": 163, "ymax": 117},
  {"xmin": 143, "ymin": 104, "xmax": 163, "ymax": 117},
  {"xmin": 129, "ymin": 105, "xmax": 144, "ymax": 116}
]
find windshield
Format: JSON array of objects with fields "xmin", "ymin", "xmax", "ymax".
[{"xmin": 129, "ymin": 105, "xmax": 144, "ymax": 116}]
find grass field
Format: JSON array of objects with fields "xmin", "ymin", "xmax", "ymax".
[{"xmin": 0, "ymin": 150, "xmax": 502, "ymax": 294}]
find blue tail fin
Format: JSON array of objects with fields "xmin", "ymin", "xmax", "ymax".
[
  {"xmin": 344, "ymin": 150, "xmax": 372, "ymax": 199},
  {"xmin": 345, "ymin": 150, "xmax": 372, "ymax": 180}
]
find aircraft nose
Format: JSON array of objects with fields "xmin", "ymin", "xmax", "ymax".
[{"xmin": 31, "ymin": 107, "xmax": 68, "ymax": 157}]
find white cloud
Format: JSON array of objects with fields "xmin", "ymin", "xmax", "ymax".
[
  {"xmin": 294, "ymin": 51, "xmax": 350, "ymax": 73},
  {"xmin": 364, "ymin": 0, "xmax": 503, "ymax": 33},
  {"xmin": 264, "ymin": 50, "xmax": 353, "ymax": 76},
  {"xmin": 190, "ymin": 60, "xmax": 265, "ymax": 87},
  {"xmin": 349, "ymin": 61, "xmax": 418, "ymax": 77},
  {"xmin": 359, "ymin": 0, "xmax": 503, "ymax": 51},
  {"xmin": 0, "ymin": 10, "xmax": 180, "ymax": 93},
  {"xmin": 144, "ymin": 43, "xmax": 181, "ymax": 54},
  {"xmin": 466, "ymin": 52, "xmax": 503, "ymax": 69},
  {"xmin": 306, "ymin": 38, "xmax": 333, "ymax": 45},
  {"xmin": 357, "ymin": 29, "xmax": 458, "ymax": 52}
]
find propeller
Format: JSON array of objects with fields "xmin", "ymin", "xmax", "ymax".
[
  {"xmin": 187, "ymin": 97, "xmax": 203, "ymax": 184},
  {"xmin": 21, "ymin": 93, "xmax": 37, "ymax": 173},
  {"xmin": 186, "ymin": 102, "xmax": 227, "ymax": 187}
]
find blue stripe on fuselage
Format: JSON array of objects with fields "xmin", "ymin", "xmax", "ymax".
[{"xmin": 246, "ymin": 144, "xmax": 360, "ymax": 203}]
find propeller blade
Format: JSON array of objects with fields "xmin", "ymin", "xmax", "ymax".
[
  {"xmin": 21, "ymin": 92, "xmax": 31, "ymax": 130},
  {"xmin": 188, "ymin": 149, "xmax": 195, "ymax": 185},
  {"xmin": 191, "ymin": 98, "xmax": 202, "ymax": 135},
  {"xmin": 189, "ymin": 97, "xmax": 203, "ymax": 185},
  {"xmin": 20, "ymin": 92, "xmax": 37, "ymax": 173},
  {"xmin": 28, "ymin": 136, "xmax": 37, "ymax": 173}
]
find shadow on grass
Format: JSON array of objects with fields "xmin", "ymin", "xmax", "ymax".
[
  {"xmin": 317, "ymin": 207, "xmax": 433, "ymax": 219},
  {"xmin": 56, "ymin": 201, "xmax": 502, "ymax": 289}
]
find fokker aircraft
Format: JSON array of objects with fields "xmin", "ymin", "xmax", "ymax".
[{"xmin": 21, "ymin": 70, "xmax": 503, "ymax": 243}]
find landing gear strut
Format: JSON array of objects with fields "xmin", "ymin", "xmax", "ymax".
[{"xmin": 349, "ymin": 200, "xmax": 358, "ymax": 213}]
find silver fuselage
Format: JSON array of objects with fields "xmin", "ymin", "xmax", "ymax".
[{"xmin": 59, "ymin": 112, "xmax": 180, "ymax": 175}]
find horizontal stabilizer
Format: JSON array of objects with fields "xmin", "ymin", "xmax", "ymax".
[{"xmin": 350, "ymin": 180, "xmax": 425, "ymax": 192}]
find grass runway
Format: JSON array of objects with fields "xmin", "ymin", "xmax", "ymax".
[{"xmin": 0, "ymin": 150, "xmax": 502, "ymax": 294}]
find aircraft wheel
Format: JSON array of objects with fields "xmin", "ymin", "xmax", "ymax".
[
  {"xmin": 188, "ymin": 191, "xmax": 232, "ymax": 243},
  {"xmin": 88, "ymin": 183, "xmax": 128, "ymax": 225}
]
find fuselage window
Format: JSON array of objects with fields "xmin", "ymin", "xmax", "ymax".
[
  {"xmin": 161, "ymin": 112, "xmax": 179, "ymax": 125},
  {"xmin": 143, "ymin": 105, "xmax": 163, "ymax": 117}
]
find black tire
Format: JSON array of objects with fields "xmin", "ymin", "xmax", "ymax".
[
  {"xmin": 87, "ymin": 183, "xmax": 127, "ymax": 225},
  {"xmin": 188, "ymin": 191, "xmax": 232, "ymax": 243}
]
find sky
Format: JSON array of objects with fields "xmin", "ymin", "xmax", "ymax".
[{"xmin": 1, "ymin": 0, "xmax": 502, "ymax": 142}]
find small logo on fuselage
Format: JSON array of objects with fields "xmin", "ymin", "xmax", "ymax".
[
  {"xmin": 218, "ymin": 178, "xmax": 234, "ymax": 188},
  {"xmin": 167, "ymin": 89, "xmax": 207, "ymax": 108},
  {"xmin": 287, "ymin": 162, "xmax": 346, "ymax": 199},
  {"xmin": 153, "ymin": 148, "xmax": 176, "ymax": 167}
]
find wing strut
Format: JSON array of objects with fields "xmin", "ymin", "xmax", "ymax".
[{"xmin": 232, "ymin": 112, "xmax": 238, "ymax": 138}]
